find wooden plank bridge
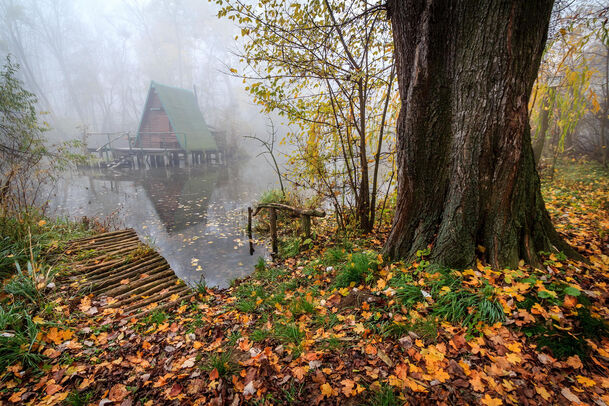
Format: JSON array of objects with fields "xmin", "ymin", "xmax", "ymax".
[{"xmin": 58, "ymin": 228, "xmax": 193, "ymax": 318}]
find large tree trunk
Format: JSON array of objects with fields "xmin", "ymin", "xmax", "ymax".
[{"xmin": 384, "ymin": 0, "xmax": 578, "ymax": 269}]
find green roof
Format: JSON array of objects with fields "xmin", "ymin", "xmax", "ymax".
[{"xmin": 138, "ymin": 81, "xmax": 217, "ymax": 152}]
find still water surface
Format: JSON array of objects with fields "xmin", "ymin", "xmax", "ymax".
[{"xmin": 48, "ymin": 159, "xmax": 275, "ymax": 288}]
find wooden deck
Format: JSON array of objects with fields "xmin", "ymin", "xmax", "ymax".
[{"xmin": 59, "ymin": 228, "xmax": 193, "ymax": 318}]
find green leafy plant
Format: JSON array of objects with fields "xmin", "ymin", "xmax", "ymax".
[
  {"xmin": 433, "ymin": 281, "xmax": 504, "ymax": 330},
  {"xmin": 204, "ymin": 351, "xmax": 238, "ymax": 378},
  {"xmin": 274, "ymin": 322, "xmax": 305, "ymax": 346},
  {"xmin": 0, "ymin": 305, "xmax": 43, "ymax": 370},
  {"xmin": 334, "ymin": 252, "xmax": 378, "ymax": 288}
]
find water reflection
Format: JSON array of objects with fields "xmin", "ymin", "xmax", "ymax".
[{"xmin": 48, "ymin": 160, "xmax": 274, "ymax": 288}]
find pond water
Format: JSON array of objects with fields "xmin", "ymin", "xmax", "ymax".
[{"xmin": 47, "ymin": 159, "xmax": 276, "ymax": 288}]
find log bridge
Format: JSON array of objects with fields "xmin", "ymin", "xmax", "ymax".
[
  {"xmin": 57, "ymin": 228, "xmax": 192, "ymax": 318},
  {"xmin": 249, "ymin": 203, "xmax": 326, "ymax": 257}
]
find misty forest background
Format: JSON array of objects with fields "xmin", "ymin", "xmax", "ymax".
[
  {"xmin": 0, "ymin": 0, "xmax": 261, "ymax": 147},
  {"xmin": 2, "ymin": 1, "xmax": 609, "ymax": 405}
]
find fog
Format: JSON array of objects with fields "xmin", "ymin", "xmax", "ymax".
[{"xmin": 0, "ymin": 0, "xmax": 274, "ymax": 149}]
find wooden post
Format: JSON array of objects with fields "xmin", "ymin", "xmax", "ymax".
[
  {"xmin": 247, "ymin": 206, "xmax": 254, "ymax": 255},
  {"xmin": 301, "ymin": 214, "xmax": 311, "ymax": 239},
  {"xmin": 247, "ymin": 207, "xmax": 253, "ymax": 238},
  {"xmin": 269, "ymin": 207, "xmax": 278, "ymax": 257}
]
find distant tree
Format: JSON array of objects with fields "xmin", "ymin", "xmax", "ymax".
[
  {"xmin": 529, "ymin": 4, "xmax": 608, "ymax": 170},
  {"xmin": 216, "ymin": 0, "xmax": 396, "ymax": 232},
  {"xmin": 384, "ymin": 0, "xmax": 579, "ymax": 269},
  {"xmin": 0, "ymin": 57, "xmax": 81, "ymax": 212}
]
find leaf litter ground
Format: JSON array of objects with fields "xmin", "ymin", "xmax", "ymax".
[{"xmin": 1, "ymin": 161, "xmax": 609, "ymax": 405}]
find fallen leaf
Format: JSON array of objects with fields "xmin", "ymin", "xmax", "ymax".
[
  {"xmin": 561, "ymin": 387, "xmax": 581, "ymax": 403},
  {"xmin": 109, "ymin": 384, "xmax": 129, "ymax": 402},
  {"xmin": 481, "ymin": 394, "xmax": 502, "ymax": 406}
]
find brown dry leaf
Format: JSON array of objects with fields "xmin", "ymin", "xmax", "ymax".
[
  {"xmin": 109, "ymin": 383, "xmax": 129, "ymax": 402},
  {"xmin": 470, "ymin": 371, "xmax": 485, "ymax": 392},
  {"xmin": 365, "ymin": 344, "xmax": 377, "ymax": 356},
  {"xmin": 8, "ymin": 389, "xmax": 25, "ymax": 402},
  {"xmin": 320, "ymin": 383, "xmax": 334, "ymax": 398},
  {"xmin": 168, "ymin": 383, "xmax": 182, "ymax": 397},
  {"xmin": 535, "ymin": 385, "xmax": 551, "ymax": 400},
  {"xmin": 341, "ymin": 379, "xmax": 355, "ymax": 397},
  {"xmin": 377, "ymin": 348, "xmax": 393, "ymax": 367},
  {"xmin": 238, "ymin": 338, "xmax": 251, "ymax": 352},
  {"xmin": 45, "ymin": 383, "xmax": 62, "ymax": 396},
  {"xmin": 561, "ymin": 387, "xmax": 581, "ymax": 403},
  {"xmin": 292, "ymin": 366, "xmax": 308, "ymax": 381},
  {"xmin": 153, "ymin": 373, "xmax": 173, "ymax": 388},
  {"xmin": 566, "ymin": 355, "xmax": 583, "ymax": 369},
  {"xmin": 78, "ymin": 296, "xmax": 91, "ymax": 313},
  {"xmin": 564, "ymin": 294, "xmax": 578, "ymax": 308}
]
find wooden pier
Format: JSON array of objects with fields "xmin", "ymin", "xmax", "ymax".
[
  {"xmin": 58, "ymin": 228, "xmax": 193, "ymax": 317},
  {"xmin": 83, "ymin": 131, "xmax": 226, "ymax": 169}
]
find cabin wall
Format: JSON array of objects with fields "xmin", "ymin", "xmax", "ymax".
[{"xmin": 138, "ymin": 90, "xmax": 181, "ymax": 149}]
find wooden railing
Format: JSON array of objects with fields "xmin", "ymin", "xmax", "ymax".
[{"xmin": 248, "ymin": 203, "xmax": 326, "ymax": 257}]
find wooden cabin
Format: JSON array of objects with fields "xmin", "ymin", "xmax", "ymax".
[{"xmin": 135, "ymin": 81, "xmax": 217, "ymax": 153}]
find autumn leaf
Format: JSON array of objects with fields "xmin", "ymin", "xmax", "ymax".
[
  {"xmin": 535, "ymin": 385, "xmax": 551, "ymax": 400},
  {"xmin": 365, "ymin": 344, "xmax": 377, "ymax": 356},
  {"xmin": 561, "ymin": 387, "xmax": 581, "ymax": 403},
  {"xmin": 8, "ymin": 389, "xmax": 25, "ymax": 402},
  {"xmin": 45, "ymin": 382, "xmax": 62, "ymax": 396},
  {"xmin": 238, "ymin": 338, "xmax": 251, "ymax": 351},
  {"xmin": 292, "ymin": 366, "xmax": 308, "ymax": 380},
  {"xmin": 167, "ymin": 383, "xmax": 183, "ymax": 397},
  {"xmin": 505, "ymin": 353, "xmax": 522, "ymax": 364},
  {"xmin": 153, "ymin": 373, "xmax": 173, "ymax": 388},
  {"xmin": 320, "ymin": 383, "xmax": 334, "ymax": 398},
  {"xmin": 566, "ymin": 355, "xmax": 583, "ymax": 369},
  {"xmin": 433, "ymin": 368, "xmax": 450, "ymax": 383},
  {"xmin": 181, "ymin": 357, "xmax": 196, "ymax": 369},
  {"xmin": 45, "ymin": 327, "xmax": 73, "ymax": 345},
  {"xmin": 78, "ymin": 297, "xmax": 91, "ymax": 313},
  {"xmin": 470, "ymin": 371, "xmax": 485, "ymax": 392},
  {"xmin": 341, "ymin": 379, "xmax": 355, "ymax": 397},
  {"xmin": 109, "ymin": 384, "xmax": 129, "ymax": 402},
  {"xmin": 481, "ymin": 394, "xmax": 502, "ymax": 406},
  {"xmin": 576, "ymin": 375, "xmax": 596, "ymax": 387}
]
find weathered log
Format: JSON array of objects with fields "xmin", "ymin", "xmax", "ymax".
[
  {"xmin": 84, "ymin": 255, "xmax": 162, "ymax": 282},
  {"xmin": 62, "ymin": 258, "xmax": 125, "ymax": 277},
  {"xmin": 123, "ymin": 285, "xmax": 190, "ymax": 313},
  {"xmin": 111, "ymin": 279, "xmax": 180, "ymax": 307},
  {"xmin": 100, "ymin": 268, "xmax": 176, "ymax": 297},
  {"xmin": 76, "ymin": 237, "xmax": 141, "ymax": 252},
  {"xmin": 67, "ymin": 229, "xmax": 136, "ymax": 246},
  {"xmin": 129, "ymin": 293, "xmax": 195, "ymax": 319},
  {"xmin": 90, "ymin": 263, "xmax": 171, "ymax": 294}
]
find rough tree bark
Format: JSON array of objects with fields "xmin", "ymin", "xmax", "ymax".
[{"xmin": 384, "ymin": 0, "xmax": 579, "ymax": 269}]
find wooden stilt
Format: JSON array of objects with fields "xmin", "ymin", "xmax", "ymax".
[{"xmin": 269, "ymin": 208, "xmax": 278, "ymax": 257}]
